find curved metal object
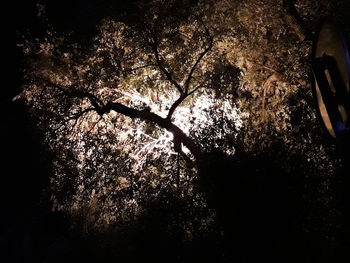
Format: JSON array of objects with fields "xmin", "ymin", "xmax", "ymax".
[{"xmin": 312, "ymin": 20, "xmax": 350, "ymax": 138}]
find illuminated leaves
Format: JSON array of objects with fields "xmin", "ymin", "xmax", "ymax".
[
  {"xmin": 15, "ymin": 0, "xmax": 251, "ymax": 225},
  {"xmin": 17, "ymin": 0, "xmax": 339, "ymax": 230}
]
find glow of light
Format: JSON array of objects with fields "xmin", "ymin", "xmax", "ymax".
[
  {"xmin": 66, "ymin": 86, "xmax": 248, "ymax": 174},
  {"xmin": 110, "ymin": 89, "xmax": 248, "ymax": 173}
]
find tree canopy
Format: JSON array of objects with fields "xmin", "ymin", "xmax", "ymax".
[
  {"xmin": 17, "ymin": 0, "xmax": 248, "ymax": 221},
  {"xmin": 15, "ymin": 0, "xmax": 348, "ymax": 257}
]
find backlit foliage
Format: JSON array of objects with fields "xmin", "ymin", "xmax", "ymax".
[
  {"xmin": 17, "ymin": 0, "xmax": 341, "ymax": 236},
  {"xmin": 17, "ymin": 0, "xmax": 248, "ymax": 229}
]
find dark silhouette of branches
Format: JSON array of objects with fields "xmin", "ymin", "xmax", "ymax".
[
  {"xmin": 146, "ymin": 17, "xmax": 214, "ymax": 121},
  {"xmin": 183, "ymin": 18, "xmax": 213, "ymax": 93},
  {"xmin": 150, "ymin": 41, "xmax": 184, "ymax": 94},
  {"xmin": 39, "ymin": 78, "xmax": 203, "ymax": 162}
]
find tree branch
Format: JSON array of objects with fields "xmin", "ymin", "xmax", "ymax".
[
  {"xmin": 102, "ymin": 102, "xmax": 202, "ymax": 160},
  {"xmin": 184, "ymin": 19, "xmax": 213, "ymax": 92},
  {"xmin": 164, "ymin": 19, "xmax": 213, "ymax": 120},
  {"xmin": 41, "ymin": 78, "xmax": 202, "ymax": 161},
  {"xmin": 188, "ymin": 83, "xmax": 206, "ymax": 97},
  {"xmin": 39, "ymin": 78, "xmax": 105, "ymax": 112},
  {"xmin": 150, "ymin": 42, "xmax": 184, "ymax": 94},
  {"xmin": 68, "ymin": 107, "xmax": 96, "ymax": 122},
  {"xmin": 166, "ymin": 93, "xmax": 187, "ymax": 120},
  {"xmin": 165, "ymin": 83, "xmax": 206, "ymax": 121}
]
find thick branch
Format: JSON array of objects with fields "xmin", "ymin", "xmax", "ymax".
[
  {"xmin": 166, "ymin": 93, "xmax": 187, "ymax": 120},
  {"xmin": 103, "ymin": 102, "xmax": 202, "ymax": 160},
  {"xmin": 45, "ymin": 79, "xmax": 202, "ymax": 161},
  {"xmin": 166, "ymin": 84, "xmax": 206, "ymax": 121}
]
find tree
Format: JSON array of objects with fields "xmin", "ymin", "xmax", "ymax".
[
  {"xmin": 17, "ymin": 0, "xmax": 246, "ymax": 224},
  {"xmin": 16, "ymin": 1, "xmax": 343, "ymax": 256}
]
